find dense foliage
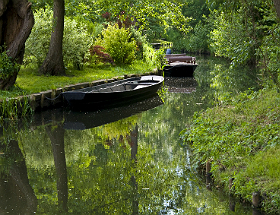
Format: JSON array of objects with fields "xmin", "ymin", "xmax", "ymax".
[
  {"xmin": 209, "ymin": 0, "xmax": 280, "ymax": 90},
  {"xmin": 88, "ymin": 45, "xmax": 114, "ymax": 65}
]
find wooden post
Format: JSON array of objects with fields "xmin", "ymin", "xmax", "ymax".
[
  {"xmin": 41, "ymin": 94, "xmax": 45, "ymax": 109},
  {"xmin": 252, "ymin": 191, "xmax": 261, "ymax": 208},
  {"xmin": 51, "ymin": 89, "xmax": 56, "ymax": 106},
  {"xmin": 29, "ymin": 95, "xmax": 36, "ymax": 111},
  {"xmin": 206, "ymin": 160, "xmax": 211, "ymax": 176}
]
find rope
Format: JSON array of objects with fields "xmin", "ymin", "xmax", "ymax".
[{"xmin": 44, "ymin": 92, "xmax": 62, "ymax": 101}]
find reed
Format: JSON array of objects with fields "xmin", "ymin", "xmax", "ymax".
[{"xmin": 0, "ymin": 96, "xmax": 33, "ymax": 120}]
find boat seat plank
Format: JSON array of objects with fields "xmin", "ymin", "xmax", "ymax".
[{"xmin": 134, "ymin": 84, "xmax": 150, "ymax": 90}]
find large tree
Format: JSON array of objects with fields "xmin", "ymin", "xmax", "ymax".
[
  {"xmin": 0, "ymin": 0, "xmax": 34, "ymax": 90},
  {"xmin": 39, "ymin": 0, "xmax": 65, "ymax": 76}
]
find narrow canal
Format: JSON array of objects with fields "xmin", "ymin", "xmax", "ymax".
[{"xmin": 0, "ymin": 56, "xmax": 263, "ymax": 214}]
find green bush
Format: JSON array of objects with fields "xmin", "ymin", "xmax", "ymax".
[
  {"xmin": 24, "ymin": 8, "xmax": 52, "ymax": 67},
  {"xmin": 0, "ymin": 48, "xmax": 19, "ymax": 79},
  {"xmin": 24, "ymin": 7, "xmax": 92, "ymax": 70},
  {"xmin": 63, "ymin": 17, "xmax": 92, "ymax": 69},
  {"xmin": 94, "ymin": 24, "xmax": 137, "ymax": 65},
  {"xmin": 142, "ymin": 44, "xmax": 166, "ymax": 70},
  {"xmin": 130, "ymin": 28, "xmax": 148, "ymax": 60},
  {"xmin": 0, "ymin": 97, "xmax": 32, "ymax": 120}
]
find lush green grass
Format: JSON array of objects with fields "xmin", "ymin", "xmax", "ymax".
[
  {"xmin": 0, "ymin": 61, "xmax": 155, "ymax": 99},
  {"xmin": 182, "ymin": 88, "xmax": 280, "ymax": 214}
]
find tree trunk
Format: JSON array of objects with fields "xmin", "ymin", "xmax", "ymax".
[
  {"xmin": 0, "ymin": 0, "xmax": 34, "ymax": 90},
  {"xmin": 273, "ymin": 0, "xmax": 280, "ymax": 19},
  {"xmin": 39, "ymin": 0, "xmax": 65, "ymax": 76}
]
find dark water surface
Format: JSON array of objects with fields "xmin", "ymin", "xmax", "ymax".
[{"xmin": 0, "ymin": 56, "xmax": 264, "ymax": 214}]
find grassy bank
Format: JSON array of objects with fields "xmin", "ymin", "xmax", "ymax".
[
  {"xmin": 0, "ymin": 61, "xmax": 155, "ymax": 100},
  {"xmin": 181, "ymin": 88, "xmax": 280, "ymax": 214}
]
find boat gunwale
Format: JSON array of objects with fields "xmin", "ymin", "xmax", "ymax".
[{"xmin": 67, "ymin": 75, "xmax": 164, "ymax": 94}]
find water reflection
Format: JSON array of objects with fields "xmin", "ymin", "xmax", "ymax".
[
  {"xmin": 63, "ymin": 95, "xmax": 163, "ymax": 130},
  {"xmin": 0, "ymin": 56, "xmax": 264, "ymax": 214},
  {"xmin": 0, "ymin": 140, "xmax": 37, "ymax": 214},
  {"xmin": 165, "ymin": 77, "xmax": 197, "ymax": 93}
]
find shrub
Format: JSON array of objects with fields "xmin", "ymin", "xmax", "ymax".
[
  {"xmin": 88, "ymin": 45, "xmax": 114, "ymax": 65},
  {"xmin": 142, "ymin": 44, "xmax": 166, "ymax": 70},
  {"xmin": 0, "ymin": 48, "xmax": 19, "ymax": 79},
  {"xmin": 24, "ymin": 7, "xmax": 92, "ymax": 70},
  {"xmin": 0, "ymin": 97, "xmax": 32, "ymax": 120},
  {"xmin": 94, "ymin": 24, "xmax": 137, "ymax": 65},
  {"xmin": 130, "ymin": 28, "xmax": 148, "ymax": 60},
  {"xmin": 24, "ymin": 8, "xmax": 52, "ymax": 67},
  {"xmin": 63, "ymin": 17, "xmax": 92, "ymax": 70}
]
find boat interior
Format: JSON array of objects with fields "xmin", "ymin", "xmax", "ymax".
[{"xmin": 81, "ymin": 80, "xmax": 156, "ymax": 93}]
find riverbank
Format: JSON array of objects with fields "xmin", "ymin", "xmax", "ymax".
[{"xmin": 181, "ymin": 88, "xmax": 280, "ymax": 214}]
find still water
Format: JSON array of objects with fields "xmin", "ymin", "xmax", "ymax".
[{"xmin": 0, "ymin": 56, "xmax": 262, "ymax": 214}]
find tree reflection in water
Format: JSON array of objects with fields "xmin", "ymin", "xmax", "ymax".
[
  {"xmin": 46, "ymin": 123, "xmax": 68, "ymax": 212},
  {"xmin": 0, "ymin": 140, "xmax": 37, "ymax": 214}
]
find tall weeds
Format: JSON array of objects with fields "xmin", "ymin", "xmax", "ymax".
[{"xmin": 0, "ymin": 96, "xmax": 33, "ymax": 120}]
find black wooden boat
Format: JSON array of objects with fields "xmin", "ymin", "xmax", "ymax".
[
  {"xmin": 62, "ymin": 75, "xmax": 164, "ymax": 109},
  {"xmin": 163, "ymin": 54, "xmax": 198, "ymax": 77}
]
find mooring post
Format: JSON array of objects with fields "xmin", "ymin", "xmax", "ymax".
[
  {"xmin": 252, "ymin": 191, "xmax": 261, "ymax": 208},
  {"xmin": 29, "ymin": 94, "xmax": 36, "ymax": 111},
  {"xmin": 41, "ymin": 94, "xmax": 45, "ymax": 109},
  {"xmin": 51, "ymin": 89, "xmax": 56, "ymax": 106}
]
